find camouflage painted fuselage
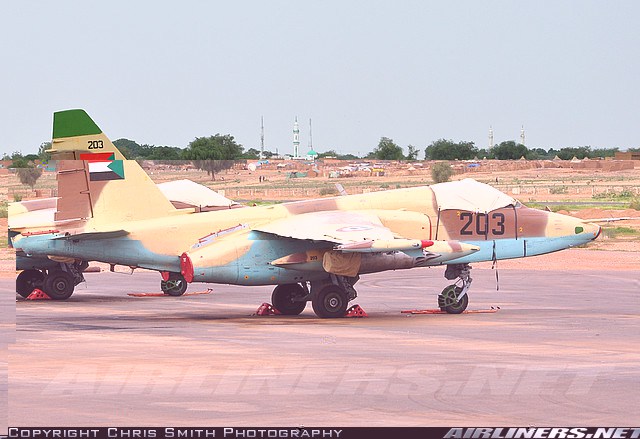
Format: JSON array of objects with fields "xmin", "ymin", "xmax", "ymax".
[
  {"xmin": 11, "ymin": 109, "xmax": 601, "ymax": 289},
  {"xmin": 14, "ymin": 182, "xmax": 600, "ymax": 286}
]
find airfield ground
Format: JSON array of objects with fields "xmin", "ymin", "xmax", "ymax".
[
  {"xmin": 1, "ymin": 160, "xmax": 639, "ymax": 429},
  {"xmin": 4, "ymin": 264, "xmax": 640, "ymax": 426}
]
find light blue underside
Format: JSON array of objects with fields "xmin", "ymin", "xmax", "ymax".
[
  {"xmin": 16, "ymin": 232, "xmax": 595, "ymax": 286},
  {"xmin": 447, "ymin": 234, "xmax": 594, "ymax": 265}
]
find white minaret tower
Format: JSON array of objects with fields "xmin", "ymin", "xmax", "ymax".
[
  {"xmin": 293, "ymin": 117, "xmax": 300, "ymax": 158},
  {"xmin": 489, "ymin": 126, "xmax": 494, "ymax": 148},
  {"xmin": 308, "ymin": 118, "xmax": 313, "ymax": 151},
  {"xmin": 520, "ymin": 125, "xmax": 526, "ymax": 146}
]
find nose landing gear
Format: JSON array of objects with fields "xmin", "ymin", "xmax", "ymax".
[
  {"xmin": 438, "ymin": 263, "xmax": 472, "ymax": 314},
  {"xmin": 160, "ymin": 272, "xmax": 188, "ymax": 296}
]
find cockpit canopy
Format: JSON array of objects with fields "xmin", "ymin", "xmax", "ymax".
[{"xmin": 431, "ymin": 178, "xmax": 518, "ymax": 213}]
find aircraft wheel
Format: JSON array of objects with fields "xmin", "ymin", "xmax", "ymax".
[
  {"xmin": 161, "ymin": 273, "xmax": 188, "ymax": 296},
  {"xmin": 312, "ymin": 285, "xmax": 348, "ymax": 318},
  {"xmin": 16, "ymin": 269, "xmax": 45, "ymax": 298},
  {"xmin": 43, "ymin": 270, "xmax": 75, "ymax": 300},
  {"xmin": 438, "ymin": 285, "xmax": 468, "ymax": 314},
  {"xmin": 272, "ymin": 283, "xmax": 307, "ymax": 315}
]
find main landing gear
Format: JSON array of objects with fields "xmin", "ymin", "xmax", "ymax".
[
  {"xmin": 438, "ymin": 263, "xmax": 472, "ymax": 314},
  {"xmin": 268, "ymin": 266, "xmax": 473, "ymax": 317},
  {"xmin": 16, "ymin": 261, "xmax": 86, "ymax": 300},
  {"xmin": 270, "ymin": 275, "xmax": 359, "ymax": 318}
]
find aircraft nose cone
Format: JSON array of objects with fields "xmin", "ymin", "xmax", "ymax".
[
  {"xmin": 589, "ymin": 222, "xmax": 602, "ymax": 240},
  {"xmin": 576, "ymin": 222, "xmax": 601, "ymax": 241}
]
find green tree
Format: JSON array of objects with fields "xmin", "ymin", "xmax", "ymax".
[
  {"xmin": 337, "ymin": 153, "xmax": 360, "ymax": 160},
  {"xmin": 241, "ymin": 148, "xmax": 261, "ymax": 159},
  {"xmin": 38, "ymin": 142, "xmax": 52, "ymax": 161},
  {"xmin": 113, "ymin": 139, "xmax": 138, "ymax": 159},
  {"xmin": 547, "ymin": 148, "xmax": 560, "ymax": 159},
  {"xmin": 529, "ymin": 148, "xmax": 550, "ymax": 159},
  {"xmin": 16, "ymin": 166, "xmax": 43, "ymax": 190},
  {"xmin": 182, "ymin": 134, "xmax": 244, "ymax": 180},
  {"xmin": 425, "ymin": 139, "xmax": 478, "ymax": 160},
  {"xmin": 371, "ymin": 137, "xmax": 404, "ymax": 160},
  {"xmin": 556, "ymin": 146, "xmax": 591, "ymax": 160},
  {"xmin": 431, "ymin": 162, "xmax": 453, "ymax": 183},
  {"xmin": 406, "ymin": 145, "xmax": 419, "ymax": 161},
  {"xmin": 9, "ymin": 152, "xmax": 28, "ymax": 168},
  {"xmin": 147, "ymin": 146, "xmax": 184, "ymax": 160},
  {"xmin": 490, "ymin": 141, "xmax": 528, "ymax": 160},
  {"xmin": 590, "ymin": 148, "xmax": 618, "ymax": 158},
  {"xmin": 316, "ymin": 150, "xmax": 358, "ymax": 160},
  {"xmin": 318, "ymin": 150, "xmax": 339, "ymax": 158}
]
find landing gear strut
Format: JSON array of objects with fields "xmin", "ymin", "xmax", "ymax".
[
  {"xmin": 161, "ymin": 272, "xmax": 188, "ymax": 296},
  {"xmin": 438, "ymin": 264, "xmax": 472, "ymax": 314}
]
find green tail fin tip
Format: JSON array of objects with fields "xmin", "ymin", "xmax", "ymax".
[{"xmin": 53, "ymin": 109, "xmax": 103, "ymax": 139}]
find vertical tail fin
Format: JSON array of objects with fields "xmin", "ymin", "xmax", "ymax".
[
  {"xmin": 49, "ymin": 109, "xmax": 127, "ymax": 160},
  {"xmin": 52, "ymin": 110, "xmax": 178, "ymax": 225}
]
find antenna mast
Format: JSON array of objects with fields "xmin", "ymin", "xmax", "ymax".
[
  {"xmin": 489, "ymin": 126, "xmax": 494, "ymax": 149},
  {"xmin": 260, "ymin": 116, "xmax": 265, "ymax": 160}
]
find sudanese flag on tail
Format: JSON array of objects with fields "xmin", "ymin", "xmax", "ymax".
[
  {"xmin": 87, "ymin": 160, "xmax": 125, "ymax": 181},
  {"xmin": 79, "ymin": 153, "xmax": 125, "ymax": 181}
]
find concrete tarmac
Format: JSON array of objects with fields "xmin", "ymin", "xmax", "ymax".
[{"xmin": 5, "ymin": 267, "xmax": 640, "ymax": 427}]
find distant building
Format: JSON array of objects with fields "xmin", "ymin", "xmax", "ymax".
[
  {"xmin": 615, "ymin": 151, "xmax": 640, "ymax": 160},
  {"xmin": 307, "ymin": 149, "xmax": 318, "ymax": 161}
]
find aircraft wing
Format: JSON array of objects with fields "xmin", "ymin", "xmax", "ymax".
[
  {"xmin": 253, "ymin": 210, "xmax": 472, "ymax": 255},
  {"xmin": 183, "ymin": 210, "xmax": 479, "ymax": 281},
  {"xmin": 254, "ymin": 210, "xmax": 396, "ymax": 244},
  {"xmin": 248, "ymin": 210, "xmax": 479, "ymax": 277}
]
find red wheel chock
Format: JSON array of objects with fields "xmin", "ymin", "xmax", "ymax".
[
  {"xmin": 26, "ymin": 289, "xmax": 52, "ymax": 300},
  {"xmin": 401, "ymin": 307, "xmax": 500, "ymax": 315},
  {"xmin": 254, "ymin": 302, "xmax": 281, "ymax": 316},
  {"xmin": 127, "ymin": 289, "xmax": 212, "ymax": 297},
  {"xmin": 345, "ymin": 304, "xmax": 368, "ymax": 318}
]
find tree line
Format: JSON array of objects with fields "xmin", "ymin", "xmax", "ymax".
[{"xmin": 3, "ymin": 135, "xmax": 637, "ymax": 168}]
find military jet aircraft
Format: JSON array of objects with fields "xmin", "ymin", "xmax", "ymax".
[{"xmin": 11, "ymin": 110, "xmax": 601, "ymax": 318}]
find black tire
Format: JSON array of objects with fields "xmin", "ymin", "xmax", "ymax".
[
  {"xmin": 16, "ymin": 269, "xmax": 45, "ymax": 298},
  {"xmin": 312, "ymin": 285, "xmax": 348, "ymax": 318},
  {"xmin": 43, "ymin": 270, "xmax": 75, "ymax": 300},
  {"xmin": 438, "ymin": 285, "xmax": 469, "ymax": 314},
  {"xmin": 161, "ymin": 273, "xmax": 188, "ymax": 296},
  {"xmin": 272, "ymin": 283, "xmax": 307, "ymax": 315}
]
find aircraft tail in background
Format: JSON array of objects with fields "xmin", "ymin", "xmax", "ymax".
[
  {"xmin": 52, "ymin": 110, "xmax": 178, "ymax": 225},
  {"xmin": 49, "ymin": 109, "xmax": 127, "ymax": 160}
]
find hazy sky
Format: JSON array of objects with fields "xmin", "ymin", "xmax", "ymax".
[{"xmin": 1, "ymin": 1, "xmax": 639, "ymax": 157}]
